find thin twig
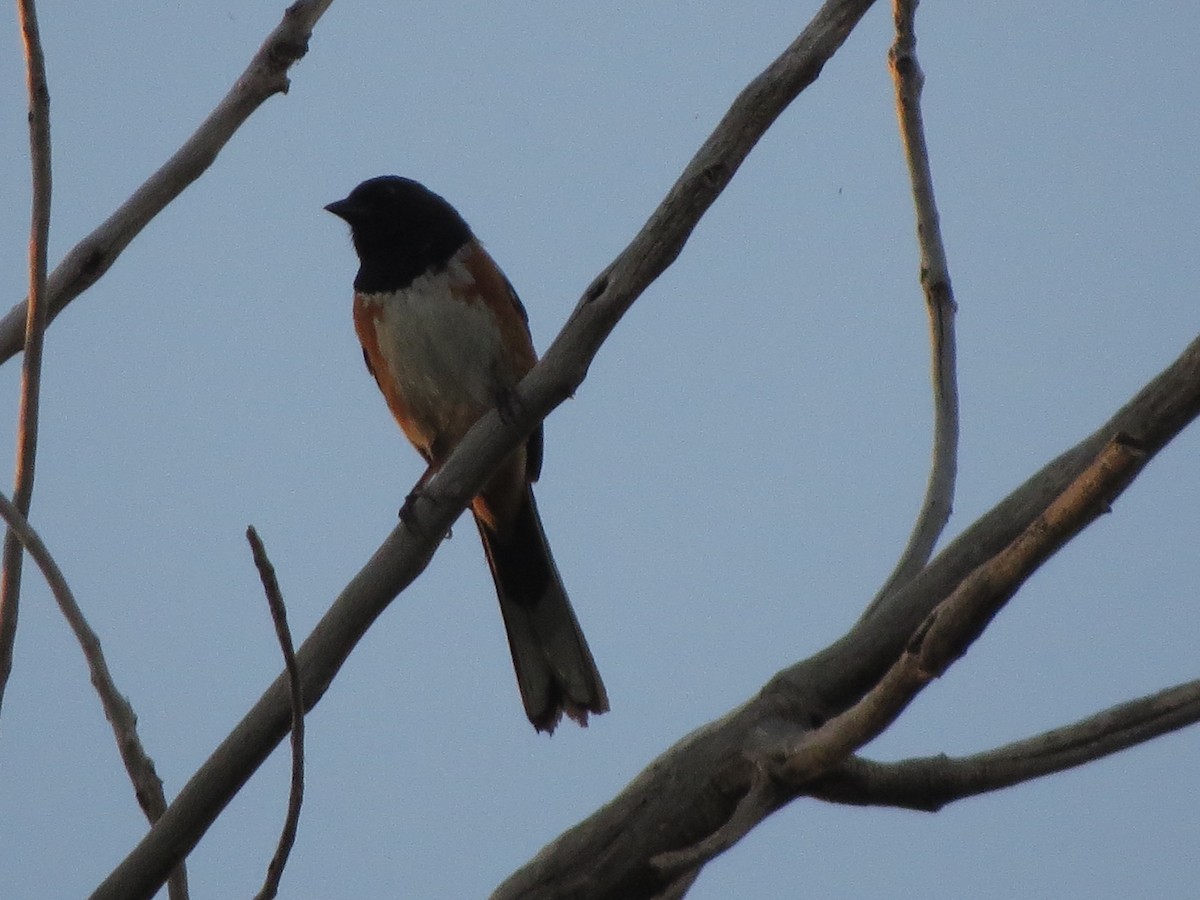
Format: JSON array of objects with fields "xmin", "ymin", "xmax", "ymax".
[
  {"xmin": 0, "ymin": 0, "xmax": 336, "ymax": 370},
  {"xmin": 0, "ymin": 0, "xmax": 54, "ymax": 712},
  {"xmin": 247, "ymin": 527, "xmax": 304, "ymax": 900},
  {"xmin": 776, "ymin": 435, "xmax": 1143, "ymax": 786},
  {"xmin": 0, "ymin": 491, "xmax": 188, "ymax": 898},
  {"xmin": 810, "ymin": 677, "xmax": 1200, "ymax": 810},
  {"xmin": 865, "ymin": 0, "xmax": 959, "ymax": 618}
]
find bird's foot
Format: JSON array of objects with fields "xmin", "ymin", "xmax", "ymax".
[
  {"xmin": 398, "ymin": 488, "xmax": 426, "ymax": 532},
  {"xmin": 494, "ymin": 384, "xmax": 528, "ymax": 426},
  {"xmin": 398, "ymin": 488, "xmax": 453, "ymax": 540}
]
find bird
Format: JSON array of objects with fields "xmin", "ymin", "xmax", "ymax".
[{"xmin": 325, "ymin": 176, "xmax": 608, "ymax": 733}]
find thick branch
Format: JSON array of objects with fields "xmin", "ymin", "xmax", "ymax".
[
  {"xmin": 810, "ymin": 677, "xmax": 1200, "ymax": 810},
  {"xmin": 778, "ymin": 436, "xmax": 1142, "ymax": 786},
  {"xmin": 868, "ymin": 0, "xmax": 959, "ymax": 612},
  {"xmin": 493, "ymin": 0, "xmax": 1200, "ymax": 885},
  {"xmin": 91, "ymin": 3, "xmax": 881, "ymax": 897},
  {"xmin": 492, "ymin": 329, "xmax": 1200, "ymax": 898},
  {"xmin": 0, "ymin": 0, "xmax": 335, "ymax": 370},
  {"xmin": 650, "ymin": 763, "xmax": 776, "ymax": 878},
  {"xmin": 0, "ymin": 0, "xmax": 54, "ymax": 711},
  {"xmin": 641, "ymin": 436, "xmax": 1141, "ymax": 885}
]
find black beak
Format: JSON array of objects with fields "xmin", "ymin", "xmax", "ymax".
[{"xmin": 324, "ymin": 197, "xmax": 358, "ymax": 221}]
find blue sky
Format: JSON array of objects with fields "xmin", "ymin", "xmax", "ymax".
[{"xmin": 1, "ymin": 3, "xmax": 1198, "ymax": 898}]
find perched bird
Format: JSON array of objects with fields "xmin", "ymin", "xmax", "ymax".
[{"xmin": 325, "ymin": 176, "xmax": 608, "ymax": 733}]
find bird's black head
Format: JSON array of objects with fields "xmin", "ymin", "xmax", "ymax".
[{"xmin": 325, "ymin": 176, "xmax": 473, "ymax": 293}]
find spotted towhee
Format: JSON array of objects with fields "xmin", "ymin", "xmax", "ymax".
[{"xmin": 326, "ymin": 176, "xmax": 608, "ymax": 733}]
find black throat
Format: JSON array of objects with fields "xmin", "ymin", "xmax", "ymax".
[
  {"xmin": 354, "ymin": 188, "xmax": 476, "ymax": 291},
  {"xmin": 352, "ymin": 218, "xmax": 471, "ymax": 294}
]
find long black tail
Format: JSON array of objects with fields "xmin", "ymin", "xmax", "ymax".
[{"xmin": 475, "ymin": 487, "xmax": 608, "ymax": 733}]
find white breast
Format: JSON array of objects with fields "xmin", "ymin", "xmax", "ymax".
[{"xmin": 360, "ymin": 248, "xmax": 507, "ymax": 446}]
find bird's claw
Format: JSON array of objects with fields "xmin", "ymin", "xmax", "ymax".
[
  {"xmin": 495, "ymin": 385, "xmax": 527, "ymax": 426},
  {"xmin": 399, "ymin": 489, "xmax": 425, "ymax": 531},
  {"xmin": 398, "ymin": 489, "xmax": 452, "ymax": 540}
]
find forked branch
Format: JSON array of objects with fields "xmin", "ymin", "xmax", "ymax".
[
  {"xmin": 810, "ymin": 677, "xmax": 1200, "ymax": 810},
  {"xmin": 643, "ymin": 436, "xmax": 1144, "ymax": 886},
  {"xmin": 777, "ymin": 435, "xmax": 1144, "ymax": 786}
]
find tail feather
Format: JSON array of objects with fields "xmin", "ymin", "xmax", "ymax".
[{"xmin": 475, "ymin": 487, "xmax": 608, "ymax": 733}]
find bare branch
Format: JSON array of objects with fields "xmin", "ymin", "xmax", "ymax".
[
  {"xmin": 867, "ymin": 0, "xmax": 959, "ymax": 615},
  {"xmin": 0, "ymin": 0, "xmax": 336, "ymax": 370},
  {"xmin": 637, "ymin": 435, "xmax": 1143, "ymax": 882},
  {"xmin": 91, "ymin": 3, "xmax": 882, "ymax": 897},
  {"xmin": 0, "ymin": 0, "xmax": 54, "ymax": 711},
  {"xmin": 0, "ymin": 491, "xmax": 187, "ymax": 898},
  {"xmin": 83, "ymin": 0, "xmax": 1200, "ymax": 894},
  {"xmin": 246, "ymin": 527, "xmax": 305, "ymax": 900},
  {"xmin": 492, "ymin": 332, "xmax": 1200, "ymax": 899},
  {"xmin": 776, "ymin": 435, "xmax": 1144, "ymax": 785},
  {"xmin": 810, "ymin": 677, "xmax": 1200, "ymax": 810}
]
